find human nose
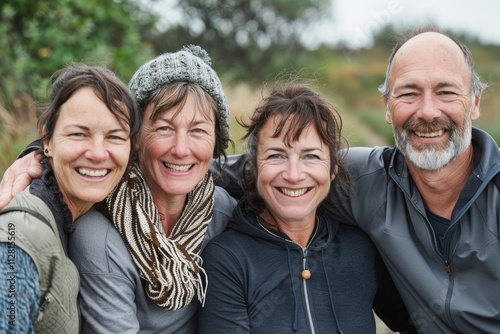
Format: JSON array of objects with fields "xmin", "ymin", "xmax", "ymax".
[
  {"xmin": 85, "ymin": 137, "xmax": 109, "ymax": 161},
  {"xmin": 282, "ymin": 158, "xmax": 305, "ymax": 182},
  {"xmin": 171, "ymin": 132, "xmax": 190, "ymax": 157},
  {"xmin": 416, "ymin": 92, "xmax": 440, "ymax": 122}
]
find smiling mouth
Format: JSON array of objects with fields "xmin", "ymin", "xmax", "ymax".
[
  {"xmin": 77, "ymin": 168, "xmax": 109, "ymax": 177},
  {"xmin": 414, "ymin": 129, "xmax": 445, "ymax": 138},
  {"xmin": 279, "ymin": 188, "xmax": 309, "ymax": 197},
  {"xmin": 164, "ymin": 162, "xmax": 193, "ymax": 172}
]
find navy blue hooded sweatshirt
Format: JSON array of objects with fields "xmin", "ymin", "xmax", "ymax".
[{"xmin": 199, "ymin": 200, "xmax": 415, "ymax": 334}]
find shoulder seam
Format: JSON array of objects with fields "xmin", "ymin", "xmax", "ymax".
[{"xmin": 0, "ymin": 206, "xmax": 53, "ymax": 232}]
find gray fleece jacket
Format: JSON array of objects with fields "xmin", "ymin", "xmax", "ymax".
[{"xmin": 67, "ymin": 186, "xmax": 236, "ymax": 334}]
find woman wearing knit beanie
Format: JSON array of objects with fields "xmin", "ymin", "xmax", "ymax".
[{"xmin": 67, "ymin": 46, "xmax": 236, "ymax": 333}]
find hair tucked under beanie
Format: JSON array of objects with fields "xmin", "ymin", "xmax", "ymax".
[
  {"xmin": 128, "ymin": 45, "xmax": 230, "ymax": 150},
  {"xmin": 107, "ymin": 46, "xmax": 226, "ymax": 311}
]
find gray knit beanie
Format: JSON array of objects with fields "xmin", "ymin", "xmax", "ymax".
[{"xmin": 129, "ymin": 45, "xmax": 230, "ymax": 150}]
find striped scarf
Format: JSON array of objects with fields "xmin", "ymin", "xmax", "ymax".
[{"xmin": 106, "ymin": 163, "xmax": 214, "ymax": 310}]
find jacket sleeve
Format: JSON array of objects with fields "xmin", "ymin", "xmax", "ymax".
[
  {"xmin": 372, "ymin": 252, "xmax": 418, "ymax": 334},
  {"xmin": 68, "ymin": 210, "xmax": 140, "ymax": 334},
  {"xmin": 18, "ymin": 139, "xmax": 43, "ymax": 158},
  {"xmin": 211, "ymin": 154, "xmax": 247, "ymax": 201},
  {"xmin": 198, "ymin": 240, "xmax": 249, "ymax": 333}
]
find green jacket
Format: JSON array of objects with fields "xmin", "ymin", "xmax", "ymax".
[{"xmin": 0, "ymin": 188, "xmax": 79, "ymax": 333}]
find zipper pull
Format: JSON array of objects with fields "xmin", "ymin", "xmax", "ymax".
[
  {"xmin": 445, "ymin": 261, "xmax": 452, "ymax": 275},
  {"xmin": 301, "ymin": 249, "xmax": 311, "ymax": 280},
  {"xmin": 36, "ymin": 292, "xmax": 54, "ymax": 322}
]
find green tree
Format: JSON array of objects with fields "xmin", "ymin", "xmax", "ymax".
[
  {"xmin": 151, "ymin": 0, "xmax": 330, "ymax": 84},
  {"xmin": 0, "ymin": 0, "xmax": 157, "ymax": 115}
]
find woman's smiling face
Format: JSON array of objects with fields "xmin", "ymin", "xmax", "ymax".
[
  {"xmin": 44, "ymin": 87, "xmax": 131, "ymax": 215},
  {"xmin": 137, "ymin": 92, "xmax": 216, "ymax": 203},
  {"xmin": 256, "ymin": 115, "xmax": 333, "ymax": 227}
]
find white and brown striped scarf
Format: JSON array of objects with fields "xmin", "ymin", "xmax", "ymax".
[{"xmin": 106, "ymin": 163, "xmax": 214, "ymax": 310}]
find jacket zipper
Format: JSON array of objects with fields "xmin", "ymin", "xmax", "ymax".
[
  {"xmin": 410, "ymin": 193, "xmax": 460, "ymax": 330},
  {"xmin": 389, "ymin": 167, "xmax": 451, "ymax": 273},
  {"xmin": 257, "ymin": 218, "xmax": 318, "ymax": 333},
  {"xmin": 37, "ymin": 292, "xmax": 54, "ymax": 321},
  {"xmin": 302, "ymin": 248, "xmax": 316, "ymax": 334},
  {"xmin": 389, "ymin": 166, "xmax": 460, "ymax": 329}
]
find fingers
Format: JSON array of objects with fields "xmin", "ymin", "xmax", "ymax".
[
  {"xmin": 0, "ymin": 167, "xmax": 16, "ymax": 210},
  {"xmin": 28, "ymin": 152, "xmax": 44, "ymax": 180},
  {"xmin": 0, "ymin": 152, "xmax": 41, "ymax": 210}
]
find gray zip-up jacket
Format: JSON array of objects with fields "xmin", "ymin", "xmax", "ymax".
[
  {"xmin": 68, "ymin": 186, "xmax": 236, "ymax": 334},
  {"xmin": 330, "ymin": 128, "xmax": 500, "ymax": 333}
]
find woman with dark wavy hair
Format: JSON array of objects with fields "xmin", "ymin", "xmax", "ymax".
[{"xmin": 199, "ymin": 83, "xmax": 415, "ymax": 334}]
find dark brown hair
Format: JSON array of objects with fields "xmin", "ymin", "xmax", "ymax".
[
  {"xmin": 240, "ymin": 82, "xmax": 351, "ymax": 215},
  {"xmin": 39, "ymin": 64, "xmax": 140, "ymax": 163}
]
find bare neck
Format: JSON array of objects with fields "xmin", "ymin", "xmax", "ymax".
[
  {"xmin": 260, "ymin": 211, "xmax": 316, "ymax": 248},
  {"xmin": 406, "ymin": 146, "xmax": 474, "ymax": 219},
  {"xmin": 152, "ymin": 193, "xmax": 186, "ymax": 236}
]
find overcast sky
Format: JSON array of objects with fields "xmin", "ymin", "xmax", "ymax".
[
  {"xmin": 306, "ymin": 0, "xmax": 500, "ymax": 48},
  {"xmin": 146, "ymin": 0, "xmax": 500, "ymax": 49}
]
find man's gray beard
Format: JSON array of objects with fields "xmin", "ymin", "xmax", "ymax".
[{"xmin": 392, "ymin": 116, "xmax": 472, "ymax": 171}]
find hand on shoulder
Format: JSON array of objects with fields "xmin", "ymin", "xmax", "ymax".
[{"xmin": 0, "ymin": 152, "xmax": 43, "ymax": 209}]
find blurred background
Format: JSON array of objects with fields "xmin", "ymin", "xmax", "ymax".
[
  {"xmin": 1, "ymin": 0, "xmax": 498, "ymax": 331},
  {"xmin": 1, "ymin": 0, "xmax": 499, "ymax": 177}
]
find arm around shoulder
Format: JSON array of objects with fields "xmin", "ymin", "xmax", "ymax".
[
  {"xmin": 0, "ymin": 151, "xmax": 43, "ymax": 210},
  {"xmin": 199, "ymin": 240, "xmax": 250, "ymax": 334},
  {"xmin": 372, "ymin": 252, "xmax": 417, "ymax": 334}
]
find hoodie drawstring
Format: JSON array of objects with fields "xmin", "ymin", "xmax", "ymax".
[{"xmin": 322, "ymin": 249, "xmax": 344, "ymax": 334}]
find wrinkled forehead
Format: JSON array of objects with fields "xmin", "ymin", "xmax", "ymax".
[
  {"xmin": 147, "ymin": 88, "xmax": 216, "ymax": 123},
  {"xmin": 393, "ymin": 32, "xmax": 467, "ymax": 68},
  {"xmin": 390, "ymin": 32, "xmax": 471, "ymax": 84}
]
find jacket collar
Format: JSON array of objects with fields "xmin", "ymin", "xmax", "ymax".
[
  {"xmin": 388, "ymin": 127, "xmax": 500, "ymax": 221},
  {"xmin": 229, "ymin": 199, "xmax": 337, "ymax": 250}
]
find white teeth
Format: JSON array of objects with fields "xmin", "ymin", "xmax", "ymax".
[
  {"xmin": 414, "ymin": 130, "xmax": 444, "ymax": 138},
  {"xmin": 164, "ymin": 163, "xmax": 192, "ymax": 172},
  {"xmin": 281, "ymin": 188, "xmax": 307, "ymax": 197},
  {"xmin": 78, "ymin": 168, "xmax": 108, "ymax": 177}
]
